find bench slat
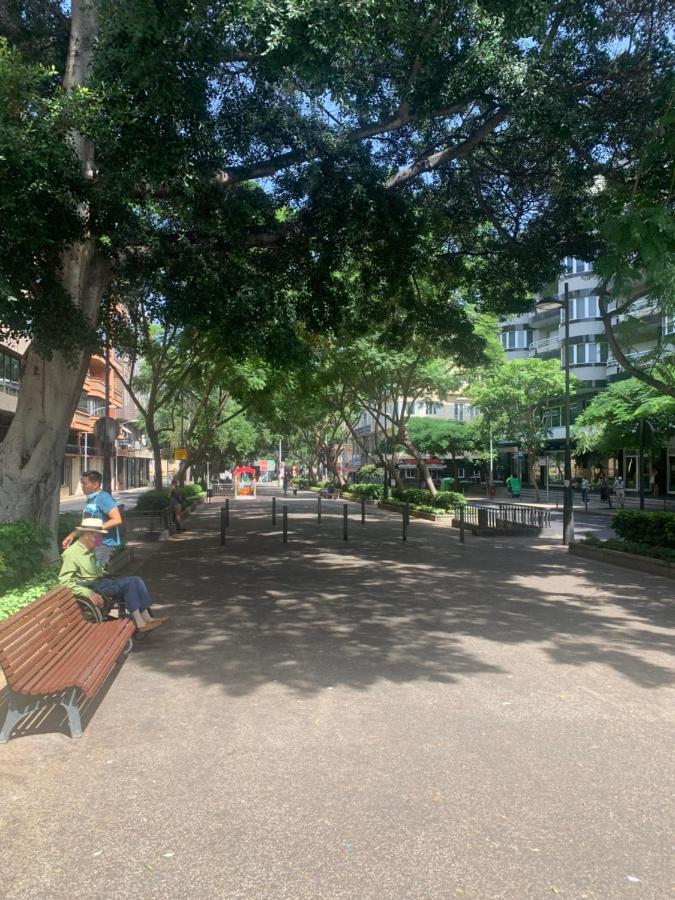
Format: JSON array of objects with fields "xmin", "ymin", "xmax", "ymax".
[
  {"xmin": 18, "ymin": 620, "xmax": 131, "ymax": 697},
  {"xmin": 2, "ymin": 611, "xmax": 90, "ymax": 681}
]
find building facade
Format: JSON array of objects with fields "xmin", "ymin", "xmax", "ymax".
[
  {"xmin": 0, "ymin": 341, "xmax": 153, "ymax": 500},
  {"xmin": 499, "ymin": 258, "xmax": 674, "ymax": 494}
]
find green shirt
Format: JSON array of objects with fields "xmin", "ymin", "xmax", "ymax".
[{"xmin": 59, "ymin": 541, "xmax": 105, "ymax": 599}]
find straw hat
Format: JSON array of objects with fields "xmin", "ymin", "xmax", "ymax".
[{"xmin": 75, "ymin": 517, "xmax": 108, "ymax": 534}]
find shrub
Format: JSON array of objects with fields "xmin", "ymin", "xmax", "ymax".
[
  {"xmin": 135, "ymin": 488, "xmax": 171, "ymax": 511},
  {"xmin": 58, "ymin": 511, "xmax": 82, "ymax": 545},
  {"xmin": 391, "ymin": 487, "xmax": 466, "ymax": 509},
  {"xmin": 432, "ymin": 490, "xmax": 466, "ymax": 510},
  {"xmin": 350, "ymin": 483, "xmax": 383, "ymax": 500},
  {"xmin": 612, "ymin": 511, "xmax": 675, "ymax": 548},
  {"xmin": 0, "ymin": 521, "xmax": 53, "ymax": 594},
  {"xmin": 582, "ymin": 534, "xmax": 675, "ymax": 562},
  {"xmin": 181, "ymin": 483, "xmax": 205, "ymax": 505},
  {"xmin": 0, "ymin": 565, "xmax": 59, "ymax": 622}
]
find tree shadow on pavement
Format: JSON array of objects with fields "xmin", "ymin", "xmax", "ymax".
[{"xmin": 129, "ymin": 502, "xmax": 675, "ymax": 697}]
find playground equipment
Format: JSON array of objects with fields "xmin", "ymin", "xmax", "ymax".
[{"xmin": 233, "ymin": 466, "xmax": 257, "ymax": 497}]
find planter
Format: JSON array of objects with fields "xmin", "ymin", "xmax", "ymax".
[
  {"xmin": 377, "ymin": 501, "xmax": 450, "ymax": 522},
  {"xmin": 570, "ymin": 541, "xmax": 675, "ymax": 580}
]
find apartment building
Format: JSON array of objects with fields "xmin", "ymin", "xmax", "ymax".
[
  {"xmin": 343, "ymin": 389, "xmax": 478, "ymax": 483},
  {"xmin": 499, "ymin": 257, "xmax": 674, "ymax": 493},
  {"xmin": 0, "ymin": 341, "xmax": 153, "ymax": 499}
]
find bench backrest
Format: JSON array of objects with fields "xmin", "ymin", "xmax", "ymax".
[{"xmin": 0, "ymin": 586, "xmax": 83, "ymax": 690}]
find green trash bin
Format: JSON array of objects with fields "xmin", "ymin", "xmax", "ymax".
[
  {"xmin": 506, "ymin": 475, "xmax": 521, "ymax": 497},
  {"xmin": 440, "ymin": 477, "xmax": 453, "ymax": 492}
]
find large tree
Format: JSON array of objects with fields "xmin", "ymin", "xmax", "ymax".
[
  {"xmin": 1, "ymin": 1, "xmax": 672, "ymax": 534},
  {"xmin": 470, "ymin": 357, "xmax": 573, "ymax": 500}
]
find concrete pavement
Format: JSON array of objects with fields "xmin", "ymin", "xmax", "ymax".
[{"xmin": 1, "ymin": 496, "xmax": 673, "ymax": 899}]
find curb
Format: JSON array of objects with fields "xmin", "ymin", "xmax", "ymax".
[{"xmin": 569, "ymin": 541, "xmax": 675, "ymax": 581}]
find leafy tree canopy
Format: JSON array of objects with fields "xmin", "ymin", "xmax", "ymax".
[{"xmin": 2, "ymin": 0, "xmax": 673, "ymax": 357}]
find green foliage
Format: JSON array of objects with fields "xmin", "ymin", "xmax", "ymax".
[
  {"xmin": 349, "ymin": 483, "xmax": 383, "ymax": 500},
  {"xmin": 612, "ymin": 511, "xmax": 675, "ymax": 548},
  {"xmin": 58, "ymin": 512, "xmax": 82, "ymax": 545},
  {"xmin": 0, "ymin": 520, "xmax": 52, "ymax": 593},
  {"xmin": 574, "ymin": 380, "xmax": 675, "ymax": 455},
  {"xmin": 582, "ymin": 534, "xmax": 675, "ymax": 563},
  {"xmin": 181, "ymin": 483, "xmax": 204, "ymax": 502},
  {"xmin": 392, "ymin": 488, "xmax": 465, "ymax": 509},
  {"xmin": 408, "ymin": 417, "xmax": 477, "ymax": 459},
  {"xmin": 0, "ymin": 565, "xmax": 59, "ymax": 623},
  {"xmin": 134, "ymin": 489, "xmax": 171, "ymax": 512}
]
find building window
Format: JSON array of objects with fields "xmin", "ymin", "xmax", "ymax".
[
  {"xmin": 563, "ymin": 257, "xmax": 593, "ymax": 275},
  {"xmin": 425, "ymin": 401, "xmax": 440, "ymax": 415},
  {"xmin": 0, "ymin": 351, "xmax": 21, "ymax": 396},
  {"xmin": 543, "ymin": 407, "xmax": 562, "ymax": 429},
  {"xmin": 563, "ymin": 342, "xmax": 607, "ymax": 366},
  {"xmin": 663, "ymin": 314, "xmax": 675, "ymax": 336},
  {"xmin": 562, "ymin": 295, "xmax": 600, "ymax": 321},
  {"xmin": 500, "ymin": 329, "xmax": 532, "ymax": 350}
]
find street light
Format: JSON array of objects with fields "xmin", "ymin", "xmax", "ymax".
[{"xmin": 536, "ymin": 281, "xmax": 575, "ymax": 545}]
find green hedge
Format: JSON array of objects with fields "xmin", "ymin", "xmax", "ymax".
[
  {"xmin": 392, "ymin": 487, "xmax": 465, "ymax": 509},
  {"xmin": 583, "ymin": 534, "xmax": 675, "ymax": 562},
  {"xmin": 0, "ymin": 566, "xmax": 60, "ymax": 623},
  {"xmin": 349, "ymin": 483, "xmax": 383, "ymax": 500},
  {"xmin": 0, "ymin": 521, "xmax": 53, "ymax": 594},
  {"xmin": 58, "ymin": 511, "xmax": 82, "ymax": 545},
  {"xmin": 612, "ymin": 511, "xmax": 675, "ymax": 548}
]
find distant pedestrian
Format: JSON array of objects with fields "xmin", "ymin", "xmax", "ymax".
[
  {"xmin": 613, "ymin": 475, "xmax": 625, "ymax": 509},
  {"xmin": 283, "ymin": 471, "xmax": 289, "ymax": 496},
  {"xmin": 580, "ymin": 477, "xmax": 589, "ymax": 505},
  {"xmin": 650, "ymin": 471, "xmax": 658, "ymax": 496},
  {"xmin": 599, "ymin": 474, "xmax": 611, "ymax": 508}
]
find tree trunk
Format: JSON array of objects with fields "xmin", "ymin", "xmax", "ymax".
[
  {"xmin": 405, "ymin": 439, "xmax": 437, "ymax": 496},
  {"xmin": 0, "ymin": 2, "xmax": 106, "ymax": 553},
  {"xmin": 0, "ymin": 244, "xmax": 110, "ymax": 553},
  {"xmin": 528, "ymin": 449, "xmax": 540, "ymax": 502},
  {"xmin": 145, "ymin": 424, "xmax": 164, "ymax": 490}
]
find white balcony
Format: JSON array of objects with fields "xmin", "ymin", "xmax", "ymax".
[
  {"xmin": 606, "ymin": 349, "xmax": 653, "ymax": 373},
  {"xmin": 529, "ymin": 335, "xmax": 560, "ymax": 354}
]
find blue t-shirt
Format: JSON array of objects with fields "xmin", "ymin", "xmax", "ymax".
[{"xmin": 84, "ymin": 490, "xmax": 121, "ymax": 548}]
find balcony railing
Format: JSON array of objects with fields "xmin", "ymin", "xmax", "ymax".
[
  {"xmin": 606, "ymin": 349, "xmax": 653, "ymax": 371},
  {"xmin": 529, "ymin": 335, "xmax": 560, "ymax": 354}
]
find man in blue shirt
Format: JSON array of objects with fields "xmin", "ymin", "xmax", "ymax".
[{"xmin": 62, "ymin": 469, "xmax": 122, "ymax": 567}]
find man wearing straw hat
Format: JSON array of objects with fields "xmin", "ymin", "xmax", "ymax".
[{"xmin": 59, "ymin": 519, "xmax": 167, "ymax": 633}]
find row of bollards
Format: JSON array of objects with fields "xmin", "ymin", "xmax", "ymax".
[{"xmin": 220, "ymin": 494, "xmax": 470, "ymax": 547}]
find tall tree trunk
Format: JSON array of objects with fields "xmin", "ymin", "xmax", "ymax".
[
  {"xmin": 406, "ymin": 441, "xmax": 437, "ymax": 496},
  {"xmin": 0, "ymin": 1, "xmax": 106, "ymax": 552},
  {"xmin": 528, "ymin": 448, "xmax": 541, "ymax": 502},
  {"xmin": 146, "ymin": 424, "xmax": 164, "ymax": 490}
]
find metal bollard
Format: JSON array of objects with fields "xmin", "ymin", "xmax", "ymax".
[
  {"xmin": 282, "ymin": 505, "xmax": 288, "ymax": 544},
  {"xmin": 220, "ymin": 506, "xmax": 226, "ymax": 546},
  {"xmin": 225, "ymin": 498, "xmax": 230, "ymax": 527},
  {"xmin": 272, "ymin": 496, "xmax": 276, "ymax": 526},
  {"xmin": 317, "ymin": 495, "xmax": 322, "ymax": 524},
  {"xmin": 459, "ymin": 505, "xmax": 465, "ymax": 543},
  {"xmin": 343, "ymin": 503, "xmax": 348, "ymax": 541},
  {"xmin": 361, "ymin": 498, "xmax": 366, "ymax": 524},
  {"xmin": 402, "ymin": 503, "xmax": 409, "ymax": 541}
]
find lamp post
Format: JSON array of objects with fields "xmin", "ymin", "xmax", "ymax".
[{"xmin": 537, "ymin": 281, "xmax": 574, "ymax": 545}]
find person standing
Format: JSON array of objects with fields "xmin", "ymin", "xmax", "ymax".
[
  {"xmin": 62, "ymin": 470, "xmax": 122, "ymax": 567},
  {"xmin": 613, "ymin": 474, "xmax": 625, "ymax": 509},
  {"xmin": 580, "ymin": 477, "xmax": 589, "ymax": 505}
]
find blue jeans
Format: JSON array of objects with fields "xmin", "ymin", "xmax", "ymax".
[{"xmin": 91, "ymin": 576, "xmax": 152, "ymax": 613}]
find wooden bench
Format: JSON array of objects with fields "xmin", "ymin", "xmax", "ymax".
[{"xmin": 0, "ymin": 586, "xmax": 135, "ymax": 743}]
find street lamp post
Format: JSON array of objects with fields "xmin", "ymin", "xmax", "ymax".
[{"xmin": 537, "ymin": 281, "xmax": 574, "ymax": 545}]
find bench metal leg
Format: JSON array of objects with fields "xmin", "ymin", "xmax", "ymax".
[
  {"xmin": 0, "ymin": 691, "xmax": 41, "ymax": 744},
  {"xmin": 62, "ymin": 689, "xmax": 83, "ymax": 739}
]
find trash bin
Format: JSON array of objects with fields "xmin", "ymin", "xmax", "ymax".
[{"xmin": 440, "ymin": 477, "xmax": 454, "ymax": 492}]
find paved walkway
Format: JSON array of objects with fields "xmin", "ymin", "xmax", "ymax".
[{"xmin": 1, "ymin": 497, "xmax": 674, "ymax": 899}]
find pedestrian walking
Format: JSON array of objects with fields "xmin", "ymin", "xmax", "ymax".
[
  {"xmin": 613, "ymin": 475, "xmax": 625, "ymax": 509},
  {"xmin": 580, "ymin": 477, "xmax": 589, "ymax": 505}
]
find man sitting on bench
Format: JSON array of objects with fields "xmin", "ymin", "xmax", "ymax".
[
  {"xmin": 319, "ymin": 484, "xmax": 337, "ymax": 498},
  {"xmin": 59, "ymin": 519, "xmax": 168, "ymax": 633}
]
